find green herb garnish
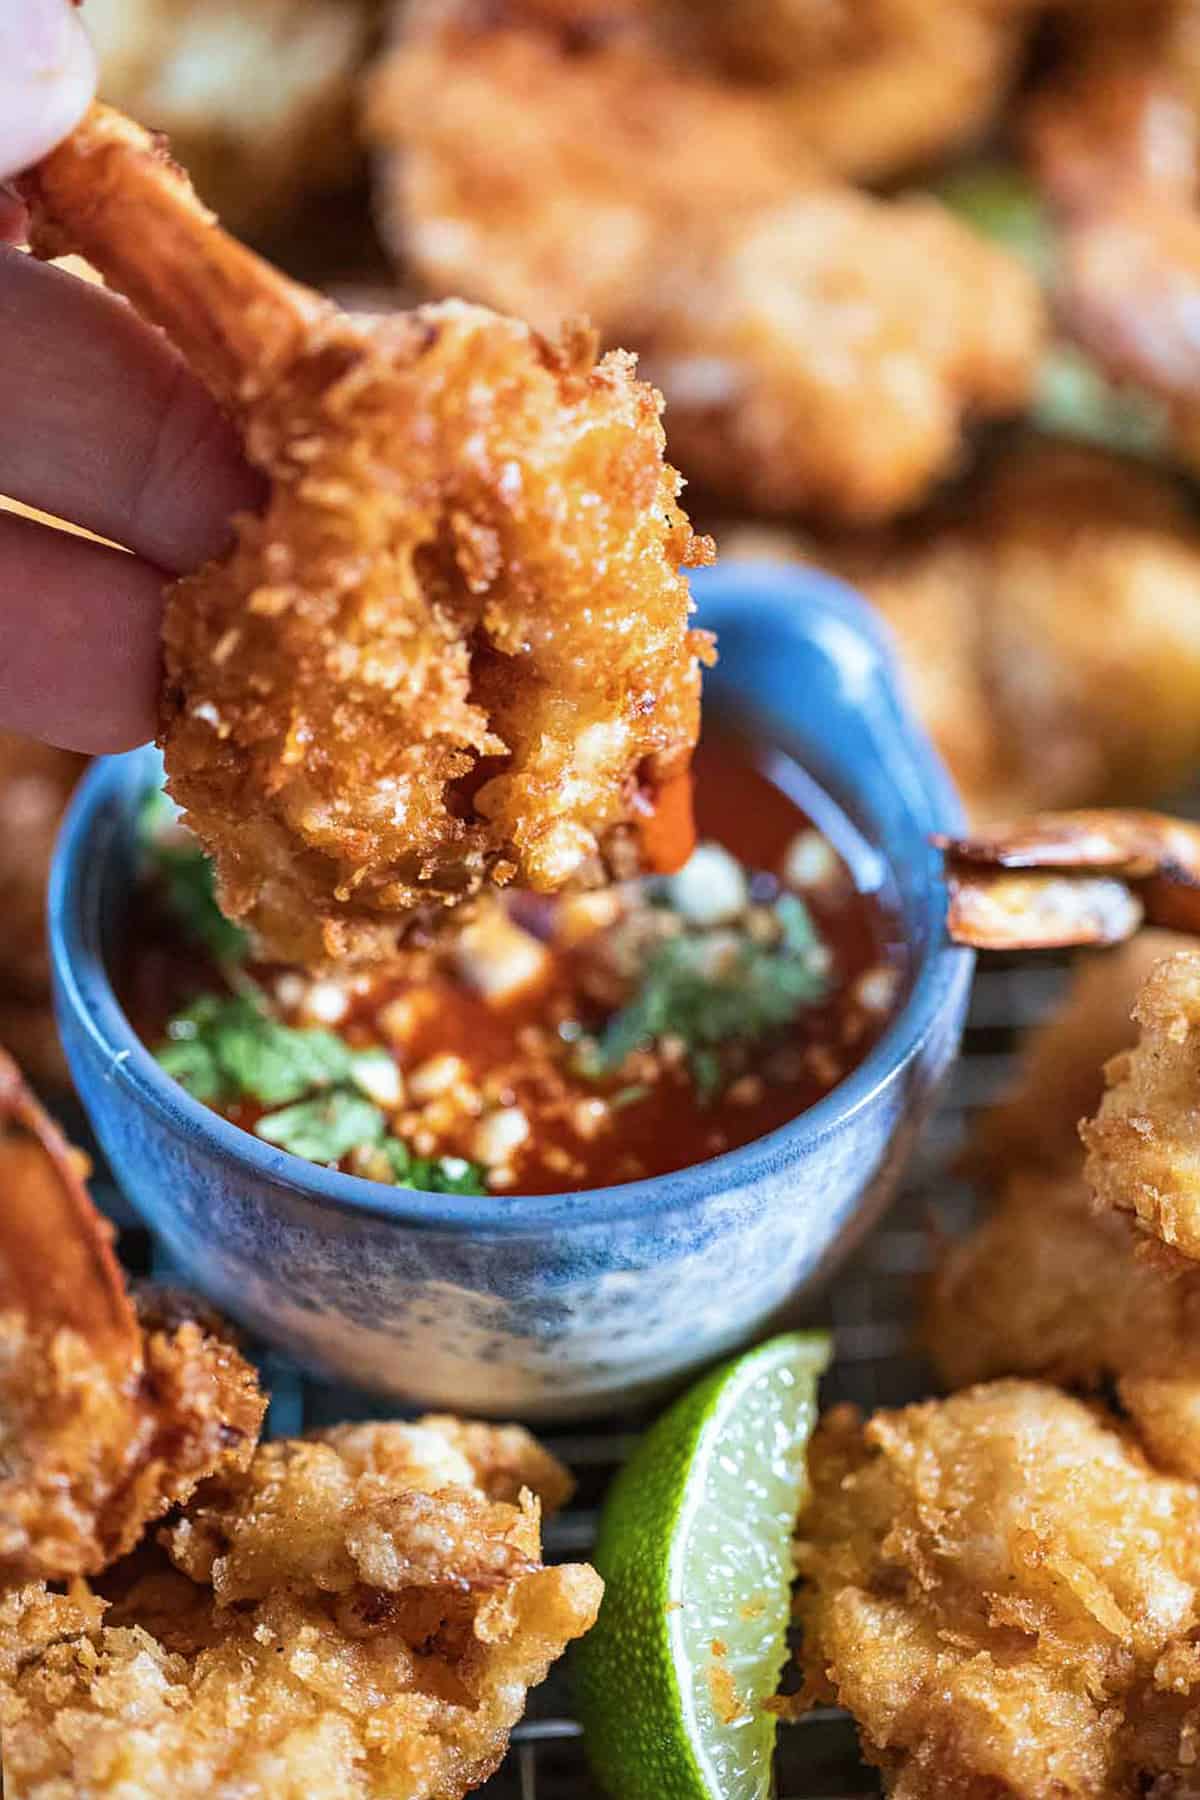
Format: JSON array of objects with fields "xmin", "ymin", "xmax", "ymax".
[
  {"xmin": 255, "ymin": 1089, "xmax": 387, "ymax": 1163},
  {"xmin": 382, "ymin": 1139, "xmax": 487, "ymax": 1195},
  {"xmin": 582, "ymin": 893, "xmax": 828, "ymax": 1100},
  {"xmin": 138, "ymin": 787, "xmax": 248, "ymax": 963},
  {"xmin": 157, "ymin": 994, "xmax": 354, "ymax": 1106},
  {"xmin": 157, "ymin": 995, "xmax": 488, "ymax": 1190}
]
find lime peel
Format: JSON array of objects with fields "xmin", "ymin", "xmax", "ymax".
[{"xmin": 575, "ymin": 1331, "xmax": 830, "ymax": 1800}]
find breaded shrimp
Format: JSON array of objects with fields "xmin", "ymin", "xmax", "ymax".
[
  {"xmin": 925, "ymin": 934, "xmax": 1200, "ymax": 1479},
  {"xmin": 1083, "ymin": 948, "xmax": 1200, "ymax": 1261},
  {"xmin": 0, "ymin": 1050, "xmax": 264, "ymax": 1584},
  {"xmin": 0, "ymin": 1418, "xmax": 601, "ymax": 1800},
  {"xmin": 726, "ymin": 443, "xmax": 1200, "ymax": 823},
  {"xmin": 85, "ymin": 0, "xmax": 378, "ymax": 235},
  {"xmin": 369, "ymin": 5, "xmax": 1044, "ymax": 523},
  {"xmin": 796, "ymin": 1381, "xmax": 1200, "ymax": 1797},
  {"xmin": 21, "ymin": 105, "xmax": 714, "ymax": 966}
]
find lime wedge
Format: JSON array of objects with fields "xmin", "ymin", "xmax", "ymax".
[{"xmin": 574, "ymin": 1331, "xmax": 830, "ymax": 1800}]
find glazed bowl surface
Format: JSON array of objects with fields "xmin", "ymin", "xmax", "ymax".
[{"xmin": 50, "ymin": 561, "xmax": 971, "ymax": 1419}]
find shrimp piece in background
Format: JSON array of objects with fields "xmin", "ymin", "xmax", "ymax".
[{"xmin": 369, "ymin": 4, "xmax": 1044, "ymax": 523}]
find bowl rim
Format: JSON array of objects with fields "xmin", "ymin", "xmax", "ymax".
[{"xmin": 49, "ymin": 562, "xmax": 971, "ymax": 1236}]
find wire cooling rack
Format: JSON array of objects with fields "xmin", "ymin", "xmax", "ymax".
[{"xmin": 86, "ymin": 954, "xmax": 1064, "ymax": 1800}]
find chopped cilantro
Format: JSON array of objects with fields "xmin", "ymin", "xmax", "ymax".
[
  {"xmin": 138, "ymin": 787, "xmax": 248, "ymax": 963},
  {"xmin": 157, "ymin": 994, "xmax": 488, "ymax": 1190},
  {"xmin": 156, "ymin": 1037, "xmax": 224, "ymax": 1104},
  {"xmin": 157, "ymin": 995, "xmax": 354, "ymax": 1106},
  {"xmin": 583, "ymin": 894, "xmax": 828, "ymax": 1100},
  {"xmin": 382, "ymin": 1139, "xmax": 487, "ymax": 1195},
  {"xmin": 255, "ymin": 1089, "xmax": 387, "ymax": 1164}
]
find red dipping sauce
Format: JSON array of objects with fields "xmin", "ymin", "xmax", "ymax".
[{"xmin": 124, "ymin": 732, "xmax": 905, "ymax": 1195}]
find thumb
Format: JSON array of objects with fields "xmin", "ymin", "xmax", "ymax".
[{"xmin": 0, "ymin": 0, "xmax": 95, "ymax": 181}]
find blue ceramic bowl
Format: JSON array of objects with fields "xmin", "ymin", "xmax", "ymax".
[{"xmin": 50, "ymin": 563, "xmax": 971, "ymax": 1420}]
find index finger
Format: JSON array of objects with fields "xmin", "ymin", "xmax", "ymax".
[{"xmin": 0, "ymin": 249, "xmax": 262, "ymax": 573}]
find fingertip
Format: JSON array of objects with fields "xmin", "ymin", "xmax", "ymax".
[
  {"xmin": 0, "ymin": 0, "xmax": 97, "ymax": 180},
  {"xmin": 0, "ymin": 512, "xmax": 162, "ymax": 755}
]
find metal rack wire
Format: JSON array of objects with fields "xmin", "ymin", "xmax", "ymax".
[{"xmin": 92, "ymin": 955, "xmax": 1062, "ymax": 1800}]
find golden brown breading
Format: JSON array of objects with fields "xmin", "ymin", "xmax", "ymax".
[
  {"xmin": 0, "ymin": 1051, "xmax": 264, "ymax": 1585},
  {"xmin": 925, "ymin": 934, "xmax": 1200, "ymax": 1477},
  {"xmin": 315, "ymin": 1416, "xmax": 575, "ymax": 1511},
  {"xmin": 21, "ymin": 105, "xmax": 713, "ymax": 967},
  {"xmin": 973, "ymin": 931, "xmax": 1187, "ymax": 1177},
  {"xmin": 795, "ymin": 1380, "xmax": 1200, "ymax": 1798},
  {"xmin": 420, "ymin": 0, "xmax": 1035, "ymax": 181},
  {"xmin": 369, "ymin": 7, "xmax": 1043, "ymax": 523},
  {"xmin": 85, "ymin": 0, "xmax": 378, "ymax": 236},
  {"xmin": 1083, "ymin": 947, "xmax": 1200, "ymax": 1261},
  {"xmin": 926, "ymin": 1173, "xmax": 1200, "ymax": 1478},
  {"xmin": 0, "ymin": 1419, "xmax": 602, "ymax": 1799},
  {"xmin": 683, "ymin": 0, "xmax": 1036, "ymax": 181},
  {"xmin": 727, "ymin": 443, "xmax": 1200, "ymax": 819}
]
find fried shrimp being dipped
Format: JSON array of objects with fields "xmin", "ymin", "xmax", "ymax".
[
  {"xmin": 0, "ymin": 1418, "xmax": 602, "ymax": 1800},
  {"xmin": 0, "ymin": 1050, "xmax": 264, "ymax": 1586},
  {"xmin": 795, "ymin": 1381, "xmax": 1200, "ymax": 1799},
  {"xmin": 20, "ymin": 105, "xmax": 713, "ymax": 968}
]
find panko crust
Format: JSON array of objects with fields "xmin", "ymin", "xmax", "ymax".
[
  {"xmin": 970, "ymin": 930, "xmax": 1189, "ymax": 1178},
  {"xmin": 726, "ymin": 443, "xmax": 1200, "ymax": 820},
  {"xmin": 23, "ymin": 105, "xmax": 713, "ymax": 967},
  {"xmin": 1083, "ymin": 948, "xmax": 1200, "ymax": 1262},
  {"xmin": 926, "ymin": 1172, "xmax": 1200, "ymax": 1479},
  {"xmin": 795, "ymin": 1380, "xmax": 1200, "ymax": 1799},
  {"xmin": 925, "ymin": 931, "xmax": 1200, "ymax": 1479},
  {"xmin": 0, "ymin": 1420, "xmax": 602, "ymax": 1800},
  {"xmin": 369, "ymin": 4, "xmax": 1043, "ymax": 523}
]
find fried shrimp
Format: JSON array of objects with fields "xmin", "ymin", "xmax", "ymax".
[
  {"xmin": 85, "ymin": 0, "xmax": 378, "ymax": 235},
  {"xmin": 726, "ymin": 443, "xmax": 1200, "ymax": 823},
  {"xmin": 927, "ymin": 1172, "xmax": 1200, "ymax": 1479},
  {"xmin": 937, "ymin": 811, "xmax": 1200, "ymax": 948},
  {"xmin": 1024, "ymin": 1, "xmax": 1200, "ymax": 472},
  {"xmin": 924, "ymin": 935, "xmax": 1200, "ymax": 1479},
  {"xmin": 369, "ymin": 5, "xmax": 1043, "ymax": 523},
  {"xmin": 0, "ymin": 1418, "xmax": 602, "ymax": 1799},
  {"xmin": 1083, "ymin": 947, "xmax": 1200, "ymax": 1262},
  {"xmin": 678, "ymin": 0, "xmax": 1037, "ymax": 182},
  {"xmin": 0, "ymin": 1050, "xmax": 264, "ymax": 1585},
  {"xmin": 20, "ymin": 105, "xmax": 713, "ymax": 967},
  {"xmin": 795, "ymin": 1380, "xmax": 1200, "ymax": 1798},
  {"xmin": 972, "ymin": 930, "xmax": 1187, "ymax": 1178}
]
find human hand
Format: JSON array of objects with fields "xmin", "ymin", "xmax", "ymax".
[{"xmin": 0, "ymin": 0, "xmax": 261, "ymax": 753}]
